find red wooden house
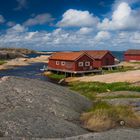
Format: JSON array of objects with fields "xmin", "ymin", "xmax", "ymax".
[
  {"xmin": 48, "ymin": 50, "xmax": 116, "ymax": 74},
  {"xmin": 124, "ymin": 49, "xmax": 140, "ymax": 62},
  {"xmin": 84, "ymin": 50, "xmax": 115, "ymax": 68},
  {"xmin": 48, "ymin": 51, "xmax": 94, "ymax": 73}
]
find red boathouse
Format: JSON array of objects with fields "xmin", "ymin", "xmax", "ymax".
[
  {"xmin": 124, "ymin": 49, "xmax": 140, "ymax": 62},
  {"xmin": 84, "ymin": 50, "xmax": 115, "ymax": 68},
  {"xmin": 47, "ymin": 50, "xmax": 117, "ymax": 74},
  {"xmin": 48, "ymin": 51, "xmax": 95, "ymax": 74}
]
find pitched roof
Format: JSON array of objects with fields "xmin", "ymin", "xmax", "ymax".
[
  {"xmin": 82, "ymin": 50, "xmax": 114, "ymax": 59},
  {"xmin": 125, "ymin": 49, "xmax": 140, "ymax": 55},
  {"xmin": 49, "ymin": 51, "xmax": 92, "ymax": 61}
]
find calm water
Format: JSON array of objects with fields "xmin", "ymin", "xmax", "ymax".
[
  {"xmin": 0, "ymin": 62, "xmax": 49, "ymax": 81},
  {"xmin": 112, "ymin": 51, "xmax": 124, "ymax": 61},
  {"xmin": 0, "ymin": 51, "xmax": 124, "ymax": 80}
]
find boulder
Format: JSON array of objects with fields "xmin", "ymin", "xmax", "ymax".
[
  {"xmin": 0, "ymin": 51, "xmax": 26, "ymax": 59},
  {"xmin": 0, "ymin": 77, "xmax": 91, "ymax": 138}
]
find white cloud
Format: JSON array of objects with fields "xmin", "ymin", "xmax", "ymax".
[
  {"xmin": 57, "ymin": 9, "xmax": 99, "ymax": 27},
  {"xmin": 130, "ymin": 32, "xmax": 140, "ymax": 44},
  {"xmin": 77, "ymin": 27, "xmax": 93, "ymax": 35},
  {"xmin": 113, "ymin": 2, "xmax": 131, "ymax": 21},
  {"xmin": 95, "ymin": 31, "xmax": 111, "ymax": 41},
  {"xmin": 0, "ymin": 15, "xmax": 5, "ymax": 24},
  {"xmin": 14, "ymin": 0, "xmax": 27, "ymax": 10},
  {"xmin": 25, "ymin": 31, "xmax": 38, "ymax": 40},
  {"xmin": 113, "ymin": 0, "xmax": 139, "ymax": 9},
  {"xmin": 1, "ymin": 3, "xmax": 140, "ymax": 51},
  {"xmin": 98, "ymin": 2, "xmax": 140, "ymax": 30},
  {"xmin": 0, "ymin": 25, "xmax": 95, "ymax": 50},
  {"xmin": 24, "ymin": 13, "xmax": 54, "ymax": 26},
  {"xmin": 0, "ymin": 25, "xmax": 140, "ymax": 51},
  {"xmin": 8, "ymin": 24, "xmax": 27, "ymax": 33}
]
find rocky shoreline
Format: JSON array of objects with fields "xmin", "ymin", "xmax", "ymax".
[
  {"xmin": 0, "ymin": 76, "xmax": 91, "ymax": 138},
  {"xmin": 0, "ymin": 48, "xmax": 36, "ymax": 59},
  {"xmin": 0, "ymin": 77, "xmax": 139, "ymax": 140},
  {"xmin": 0, "ymin": 56, "xmax": 49, "ymax": 70}
]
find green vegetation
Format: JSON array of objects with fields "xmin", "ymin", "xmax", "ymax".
[
  {"xmin": 100, "ymin": 94, "xmax": 140, "ymax": 99},
  {"xmin": 88, "ymin": 101, "xmax": 111, "ymax": 112},
  {"xmin": 0, "ymin": 60, "xmax": 6, "ymax": 65},
  {"xmin": 69, "ymin": 81, "xmax": 140, "ymax": 100},
  {"xmin": 69, "ymin": 81, "xmax": 140, "ymax": 131},
  {"xmin": 130, "ymin": 62, "xmax": 140, "ymax": 64},
  {"xmin": 47, "ymin": 73, "xmax": 65, "ymax": 80},
  {"xmin": 81, "ymin": 101, "xmax": 140, "ymax": 131}
]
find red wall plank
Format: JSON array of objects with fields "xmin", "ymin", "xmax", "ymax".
[{"xmin": 124, "ymin": 54, "xmax": 140, "ymax": 61}]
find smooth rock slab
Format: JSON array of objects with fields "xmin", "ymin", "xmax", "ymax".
[
  {"xmin": 0, "ymin": 77, "xmax": 92, "ymax": 138},
  {"xmin": 0, "ymin": 129, "xmax": 139, "ymax": 140}
]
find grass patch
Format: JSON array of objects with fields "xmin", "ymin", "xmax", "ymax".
[
  {"xmin": 0, "ymin": 60, "xmax": 6, "ymax": 65},
  {"xmin": 88, "ymin": 101, "xmax": 112, "ymax": 112},
  {"xmin": 47, "ymin": 73, "xmax": 65, "ymax": 80},
  {"xmin": 100, "ymin": 94, "xmax": 140, "ymax": 99},
  {"xmin": 130, "ymin": 62, "xmax": 140, "ymax": 64},
  {"xmin": 81, "ymin": 101, "xmax": 140, "ymax": 132},
  {"xmin": 69, "ymin": 81, "xmax": 140, "ymax": 131},
  {"xmin": 69, "ymin": 81, "xmax": 140, "ymax": 100},
  {"xmin": 79, "ymin": 92, "xmax": 97, "ymax": 101},
  {"xmin": 69, "ymin": 82, "xmax": 140, "ymax": 100}
]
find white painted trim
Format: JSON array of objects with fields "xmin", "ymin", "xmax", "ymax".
[
  {"xmin": 56, "ymin": 61, "xmax": 59, "ymax": 65},
  {"xmin": 78, "ymin": 62, "xmax": 84, "ymax": 67}
]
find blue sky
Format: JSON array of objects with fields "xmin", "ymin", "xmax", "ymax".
[{"xmin": 0, "ymin": 0, "xmax": 140, "ymax": 51}]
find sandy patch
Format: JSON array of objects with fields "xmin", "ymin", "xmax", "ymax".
[
  {"xmin": 120, "ymin": 61, "xmax": 140, "ymax": 69},
  {"xmin": 66, "ymin": 70, "xmax": 140, "ymax": 83}
]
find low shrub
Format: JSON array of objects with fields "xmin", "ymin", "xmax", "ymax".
[
  {"xmin": 81, "ymin": 101, "xmax": 140, "ymax": 132},
  {"xmin": 0, "ymin": 60, "xmax": 6, "ymax": 65},
  {"xmin": 47, "ymin": 73, "xmax": 65, "ymax": 80}
]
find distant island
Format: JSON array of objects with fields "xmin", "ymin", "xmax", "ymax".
[
  {"xmin": 0, "ymin": 47, "xmax": 49, "ymax": 70},
  {"xmin": 0, "ymin": 47, "xmax": 36, "ymax": 60}
]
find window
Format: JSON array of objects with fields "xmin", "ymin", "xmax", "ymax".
[
  {"xmin": 56, "ymin": 61, "xmax": 59, "ymax": 65},
  {"xmin": 85, "ymin": 62, "xmax": 90, "ymax": 66},
  {"xmin": 61, "ymin": 61, "xmax": 65, "ymax": 66},
  {"xmin": 78, "ymin": 62, "xmax": 83, "ymax": 67}
]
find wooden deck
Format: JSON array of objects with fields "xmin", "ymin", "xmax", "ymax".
[
  {"xmin": 102, "ymin": 64, "xmax": 123, "ymax": 70},
  {"xmin": 47, "ymin": 66, "xmax": 102, "ymax": 74}
]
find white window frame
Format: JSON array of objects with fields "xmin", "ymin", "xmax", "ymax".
[
  {"xmin": 85, "ymin": 61, "xmax": 90, "ymax": 66},
  {"xmin": 56, "ymin": 61, "xmax": 59, "ymax": 65},
  {"xmin": 61, "ymin": 61, "xmax": 65, "ymax": 66},
  {"xmin": 78, "ymin": 62, "xmax": 83, "ymax": 67}
]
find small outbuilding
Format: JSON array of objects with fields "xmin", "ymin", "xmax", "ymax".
[
  {"xmin": 124, "ymin": 49, "xmax": 140, "ymax": 62},
  {"xmin": 84, "ymin": 50, "xmax": 115, "ymax": 68},
  {"xmin": 48, "ymin": 51, "xmax": 95, "ymax": 74}
]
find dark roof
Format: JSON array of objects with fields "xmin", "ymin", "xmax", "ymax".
[
  {"xmin": 125, "ymin": 49, "xmax": 140, "ymax": 55},
  {"xmin": 49, "ymin": 51, "xmax": 93, "ymax": 61},
  {"xmin": 82, "ymin": 50, "xmax": 114, "ymax": 59}
]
